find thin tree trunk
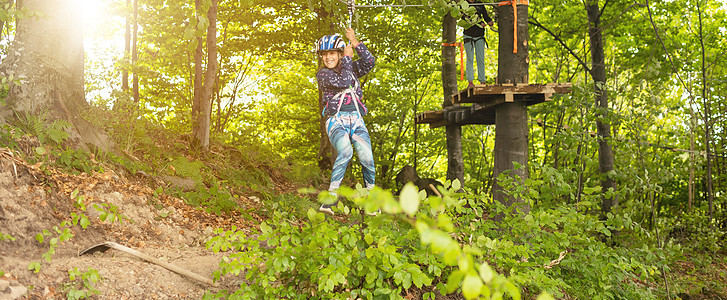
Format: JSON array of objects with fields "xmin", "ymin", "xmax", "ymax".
[
  {"xmin": 316, "ymin": 9, "xmax": 335, "ymax": 172},
  {"xmin": 122, "ymin": 0, "xmax": 131, "ymax": 91},
  {"xmin": 696, "ymin": 2, "xmax": 714, "ymax": 220},
  {"xmin": 191, "ymin": 0, "xmax": 217, "ymax": 151},
  {"xmin": 132, "ymin": 0, "xmax": 139, "ymax": 103},
  {"xmin": 586, "ymin": 0, "xmax": 618, "ymax": 216}
]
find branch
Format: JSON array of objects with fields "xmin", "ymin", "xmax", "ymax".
[
  {"xmin": 601, "ymin": 2, "xmax": 646, "ymax": 32},
  {"xmin": 529, "ymin": 17, "xmax": 592, "ymax": 74},
  {"xmin": 644, "ymin": 0, "xmax": 698, "ymax": 108}
]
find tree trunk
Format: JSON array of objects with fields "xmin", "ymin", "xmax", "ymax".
[
  {"xmin": 442, "ymin": 12, "xmax": 464, "ymax": 185},
  {"xmin": 132, "ymin": 0, "xmax": 139, "ymax": 102},
  {"xmin": 696, "ymin": 2, "xmax": 714, "ymax": 220},
  {"xmin": 0, "ymin": 0, "xmax": 112, "ymax": 152},
  {"xmin": 316, "ymin": 9, "xmax": 335, "ymax": 172},
  {"xmin": 191, "ymin": 0, "xmax": 218, "ymax": 151},
  {"xmin": 317, "ymin": 89, "xmax": 335, "ymax": 171},
  {"xmin": 586, "ymin": 0, "xmax": 618, "ymax": 215},
  {"xmin": 122, "ymin": 0, "xmax": 131, "ymax": 91},
  {"xmin": 493, "ymin": 1, "xmax": 530, "ymax": 219}
]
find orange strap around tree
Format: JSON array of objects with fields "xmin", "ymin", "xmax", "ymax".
[
  {"xmin": 442, "ymin": 42, "xmax": 464, "ymax": 80},
  {"xmin": 498, "ymin": 0, "xmax": 529, "ymax": 54}
]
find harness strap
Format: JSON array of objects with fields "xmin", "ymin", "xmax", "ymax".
[{"xmin": 333, "ymin": 79, "xmax": 361, "ymax": 115}]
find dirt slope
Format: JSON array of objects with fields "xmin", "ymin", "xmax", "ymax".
[{"xmin": 0, "ymin": 156, "xmax": 262, "ymax": 299}]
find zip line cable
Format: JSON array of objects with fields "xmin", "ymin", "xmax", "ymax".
[{"xmin": 335, "ymin": 0, "xmax": 502, "ymax": 9}]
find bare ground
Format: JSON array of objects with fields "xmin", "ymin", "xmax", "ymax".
[{"xmin": 0, "ymin": 158, "xmax": 262, "ymax": 299}]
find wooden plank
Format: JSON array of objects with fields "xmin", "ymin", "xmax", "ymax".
[
  {"xmin": 505, "ymin": 92, "xmax": 513, "ymax": 102},
  {"xmin": 430, "ymin": 120, "xmax": 447, "ymax": 128},
  {"xmin": 472, "ymin": 98, "xmax": 505, "ymax": 112}
]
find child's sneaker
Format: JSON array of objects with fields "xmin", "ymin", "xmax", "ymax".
[{"xmin": 319, "ymin": 204, "xmax": 335, "ymax": 216}]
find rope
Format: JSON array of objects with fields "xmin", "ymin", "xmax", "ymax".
[
  {"xmin": 498, "ymin": 0, "xmax": 528, "ymax": 53},
  {"xmin": 348, "ymin": 0, "xmax": 355, "ymax": 27}
]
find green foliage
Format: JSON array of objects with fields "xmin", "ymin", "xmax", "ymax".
[
  {"xmin": 64, "ymin": 267, "xmax": 102, "ymax": 300},
  {"xmin": 206, "ymin": 182, "xmax": 523, "ymax": 299},
  {"xmin": 665, "ymin": 210, "xmax": 727, "ymax": 253},
  {"xmin": 31, "ymin": 219, "xmax": 78, "ymax": 273},
  {"xmin": 170, "ymin": 156, "xmax": 205, "ymax": 182},
  {"xmin": 0, "ymin": 123, "xmax": 22, "ymax": 150},
  {"xmin": 56, "ymin": 148, "xmax": 103, "ymax": 175},
  {"xmin": 481, "ymin": 169, "xmax": 681, "ymax": 299},
  {"xmin": 93, "ymin": 202, "xmax": 132, "ymax": 225},
  {"xmin": 175, "ymin": 180, "xmax": 239, "ymax": 216},
  {"xmin": 0, "ymin": 232, "xmax": 15, "ymax": 242},
  {"xmin": 10, "ymin": 112, "xmax": 70, "ymax": 146}
]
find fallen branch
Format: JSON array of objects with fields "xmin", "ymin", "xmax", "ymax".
[{"xmin": 79, "ymin": 241, "xmax": 218, "ymax": 287}]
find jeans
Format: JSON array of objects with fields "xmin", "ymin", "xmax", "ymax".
[
  {"xmin": 326, "ymin": 111, "xmax": 376, "ymax": 195},
  {"xmin": 464, "ymin": 35, "xmax": 487, "ymax": 83}
]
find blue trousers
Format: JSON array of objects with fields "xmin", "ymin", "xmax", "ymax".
[
  {"xmin": 326, "ymin": 111, "xmax": 376, "ymax": 194},
  {"xmin": 464, "ymin": 35, "xmax": 487, "ymax": 83}
]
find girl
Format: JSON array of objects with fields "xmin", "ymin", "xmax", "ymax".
[{"xmin": 315, "ymin": 28, "xmax": 376, "ymax": 215}]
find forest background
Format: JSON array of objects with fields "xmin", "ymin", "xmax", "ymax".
[{"xmin": 0, "ymin": 0, "xmax": 726, "ymax": 299}]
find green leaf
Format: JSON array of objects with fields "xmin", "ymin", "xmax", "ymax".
[
  {"xmin": 365, "ymin": 233, "xmax": 373, "ymax": 245},
  {"xmin": 479, "ymin": 262, "xmax": 493, "ymax": 283},
  {"xmin": 260, "ymin": 222, "xmax": 272, "ymax": 235},
  {"xmin": 307, "ymin": 208, "xmax": 317, "ymax": 222},
  {"xmin": 35, "ymin": 146, "xmax": 46, "ymax": 155},
  {"xmin": 400, "ymin": 182, "xmax": 420, "ymax": 216},
  {"xmin": 451, "ymin": 179, "xmax": 461, "ymax": 191},
  {"xmin": 462, "ymin": 273, "xmax": 483, "ymax": 299},
  {"xmin": 438, "ymin": 214, "xmax": 454, "ymax": 232},
  {"xmin": 79, "ymin": 216, "xmax": 90, "ymax": 229},
  {"xmin": 28, "ymin": 262, "xmax": 41, "ymax": 273}
]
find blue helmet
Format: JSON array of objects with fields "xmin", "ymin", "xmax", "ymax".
[{"xmin": 316, "ymin": 34, "xmax": 346, "ymax": 54}]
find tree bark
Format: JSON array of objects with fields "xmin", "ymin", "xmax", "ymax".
[
  {"xmin": 132, "ymin": 0, "xmax": 139, "ymax": 102},
  {"xmin": 493, "ymin": 1, "xmax": 530, "ymax": 219},
  {"xmin": 316, "ymin": 8, "xmax": 335, "ymax": 172},
  {"xmin": 0, "ymin": 0, "xmax": 112, "ymax": 152},
  {"xmin": 586, "ymin": 0, "xmax": 618, "ymax": 215},
  {"xmin": 442, "ymin": 12, "xmax": 464, "ymax": 185},
  {"xmin": 122, "ymin": 0, "xmax": 131, "ymax": 91},
  {"xmin": 696, "ymin": 2, "xmax": 714, "ymax": 220},
  {"xmin": 191, "ymin": 0, "xmax": 218, "ymax": 151}
]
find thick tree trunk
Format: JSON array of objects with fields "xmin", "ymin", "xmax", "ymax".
[
  {"xmin": 586, "ymin": 0, "xmax": 618, "ymax": 215},
  {"xmin": 191, "ymin": 0, "xmax": 218, "ymax": 151},
  {"xmin": 442, "ymin": 12, "xmax": 464, "ymax": 185},
  {"xmin": 0, "ymin": 0, "xmax": 112, "ymax": 152},
  {"xmin": 493, "ymin": 2, "xmax": 530, "ymax": 218}
]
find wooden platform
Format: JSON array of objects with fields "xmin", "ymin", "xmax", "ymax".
[{"xmin": 415, "ymin": 83, "xmax": 572, "ymax": 128}]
